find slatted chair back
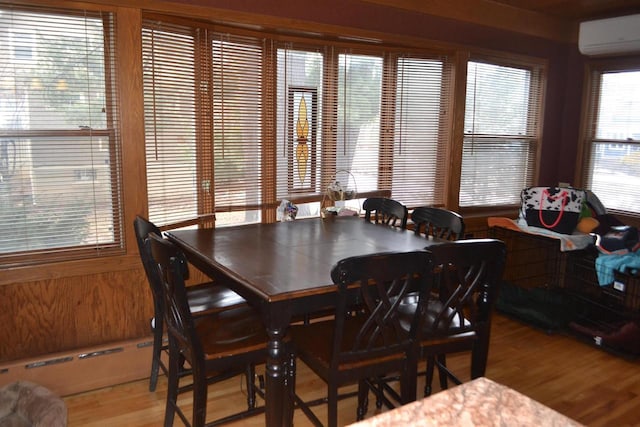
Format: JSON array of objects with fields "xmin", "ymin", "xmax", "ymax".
[
  {"xmin": 411, "ymin": 206, "xmax": 465, "ymax": 241},
  {"xmin": 363, "ymin": 197, "xmax": 409, "ymax": 229},
  {"xmin": 329, "ymin": 250, "xmax": 431, "ymax": 369},
  {"xmin": 134, "ymin": 216, "xmax": 166, "ymax": 307},
  {"xmin": 134, "ymin": 216, "xmax": 179, "ymax": 391},
  {"xmin": 423, "ymin": 239, "xmax": 505, "ymax": 338},
  {"xmin": 288, "ymin": 250, "xmax": 431, "ymax": 427},
  {"xmin": 147, "ymin": 235, "xmax": 201, "ymax": 362},
  {"xmin": 416, "ymin": 238, "xmax": 506, "ymax": 396}
]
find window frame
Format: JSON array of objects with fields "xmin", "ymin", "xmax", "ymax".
[
  {"xmin": 0, "ymin": 4, "xmax": 124, "ymax": 266},
  {"xmin": 458, "ymin": 53, "xmax": 546, "ymax": 211},
  {"xmin": 578, "ymin": 57, "xmax": 640, "ymax": 218}
]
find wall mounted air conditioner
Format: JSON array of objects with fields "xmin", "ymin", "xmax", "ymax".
[{"xmin": 578, "ymin": 14, "xmax": 640, "ymax": 56}]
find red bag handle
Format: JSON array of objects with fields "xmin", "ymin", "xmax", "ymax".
[{"xmin": 538, "ymin": 189, "xmax": 568, "ymax": 229}]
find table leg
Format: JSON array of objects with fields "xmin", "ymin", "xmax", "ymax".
[{"xmin": 265, "ymin": 325, "xmax": 291, "ymax": 427}]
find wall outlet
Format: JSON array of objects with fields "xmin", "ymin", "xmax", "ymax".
[{"xmin": 558, "ymin": 182, "xmax": 571, "ymax": 187}]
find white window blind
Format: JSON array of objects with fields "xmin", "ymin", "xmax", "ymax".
[
  {"xmin": 391, "ymin": 55, "xmax": 450, "ymax": 207},
  {"xmin": 459, "ymin": 60, "xmax": 543, "ymax": 207},
  {"xmin": 583, "ymin": 68, "xmax": 640, "ymax": 214},
  {"xmin": 0, "ymin": 5, "xmax": 122, "ymax": 262}
]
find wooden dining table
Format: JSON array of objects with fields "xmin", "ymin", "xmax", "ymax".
[{"xmin": 166, "ymin": 216, "xmax": 437, "ymax": 427}]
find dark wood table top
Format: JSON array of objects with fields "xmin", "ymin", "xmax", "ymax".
[{"xmin": 166, "ymin": 216, "xmax": 434, "ymax": 303}]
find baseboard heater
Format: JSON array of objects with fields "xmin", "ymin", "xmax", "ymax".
[{"xmin": 0, "ymin": 336, "xmax": 161, "ymax": 397}]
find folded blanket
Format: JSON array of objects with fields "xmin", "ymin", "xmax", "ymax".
[
  {"xmin": 488, "ymin": 217, "xmax": 594, "ymax": 252},
  {"xmin": 595, "ymin": 251, "xmax": 640, "ymax": 286}
]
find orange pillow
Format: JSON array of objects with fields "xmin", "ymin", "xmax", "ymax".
[{"xmin": 576, "ymin": 216, "xmax": 599, "ymax": 234}]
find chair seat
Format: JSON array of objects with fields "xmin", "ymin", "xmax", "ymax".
[
  {"xmin": 187, "ymin": 282, "xmax": 246, "ymax": 316},
  {"xmin": 291, "ymin": 317, "xmax": 408, "ymax": 379},
  {"xmin": 196, "ymin": 305, "xmax": 269, "ymax": 361},
  {"xmin": 397, "ymin": 297, "xmax": 472, "ymax": 334}
]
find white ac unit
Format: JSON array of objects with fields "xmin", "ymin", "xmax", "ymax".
[{"xmin": 578, "ymin": 14, "xmax": 640, "ymax": 56}]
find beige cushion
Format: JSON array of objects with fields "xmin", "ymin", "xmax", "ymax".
[{"xmin": 0, "ymin": 381, "xmax": 66, "ymax": 427}]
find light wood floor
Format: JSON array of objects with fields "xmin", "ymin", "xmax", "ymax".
[{"xmin": 64, "ymin": 314, "xmax": 640, "ymax": 426}]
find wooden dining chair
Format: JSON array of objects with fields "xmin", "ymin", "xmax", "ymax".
[
  {"xmin": 134, "ymin": 215, "xmax": 246, "ymax": 392},
  {"xmin": 366, "ymin": 206, "xmax": 465, "ymax": 407},
  {"xmin": 289, "ymin": 250, "xmax": 432, "ymax": 427},
  {"xmin": 146, "ymin": 233, "xmax": 273, "ymax": 427},
  {"xmin": 374, "ymin": 239, "xmax": 505, "ymax": 403},
  {"xmin": 401, "ymin": 206, "xmax": 465, "ymax": 401},
  {"xmin": 411, "ymin": 206, "xmax": 465, "ymax": 241},
  {"xmin": 414, "ymin": 239, "xmax": 506, "ymax": 397},
  {"xmin": 362, "ymin": 197, "xmax": 408, "ymax": 229}
]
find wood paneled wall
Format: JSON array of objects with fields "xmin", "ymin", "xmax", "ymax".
[{"xmin": 0, "ymin": 268, "xmax": 151, "ymax": 361}]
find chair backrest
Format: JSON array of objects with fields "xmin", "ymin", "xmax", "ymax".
[
  {"xmin": 134, "ymin": 215, "xmax": 192, "ymax": 299},
  {"xmin": 134, "ymin": 215, "xmax": 165, "ymax": 304},
  {"xmin": 411, "ymin": 206, "xmax": 465, "ymax": 241},
  {"xmin": 421, "ymin": 239, "xmax": 506, "ymax": 338},
  {"xmin": 362, "ymin": 197, "xmax": 408, "ymax": 229},
  {"xmin": 329, "ymin": 250, "xmax": 431, "ymax": 368},
  {"xmin": 146, "ymin": 233, "xmax": 202, "ymax": 361}
]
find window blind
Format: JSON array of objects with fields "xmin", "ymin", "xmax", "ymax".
[
  {"xmin": 142, "ymin": 15, "xmax": 463, "ymax": 228},
  {"xmin": 142, "ymin": 21, "xmax": 201, "ymax": 228},
  {"xmin": 211, "ymin": 34, "xmax": 265, "ymax": 226},
  {"xmin": 583, "ymin": 68, "xmax": 640, "ymax": 215},
  {"xmin": 459, "ymin": 59, "xmax": 543, "ymax": 207},
  {"xmin": 143, "ymin": 21, "xmax": 266, "ymax": 228},
  {"xmin": 0, "ymin": 5, "xmax": 122, "ymax": 261},
  {"xmin": 390, "ymin": 54, "xmax": 451, "ymax": 207}
]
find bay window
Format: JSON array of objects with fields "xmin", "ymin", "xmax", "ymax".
[
  {"xmin": 335, "ymin": 52, "xmax": 384, "ymax": 202},
  {"xmin": 142, "ymin": 16, "xmax": 455, "ymax": 228}
]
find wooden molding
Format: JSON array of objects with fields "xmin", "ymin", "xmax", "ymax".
[
  {"xmin": 360, "ymin": 0, "xmax": 577, "ymax": 42},
  {"xmin": 0, "ymin": 254, "xmax": 141, "ymax": 286}
]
